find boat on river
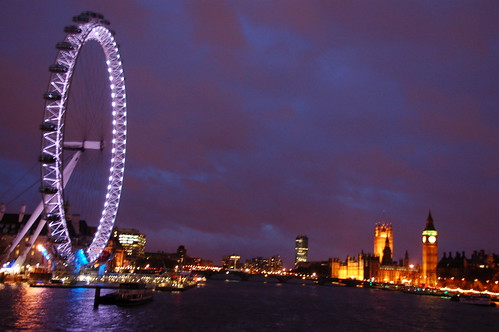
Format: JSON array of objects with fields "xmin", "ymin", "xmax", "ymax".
[
  {"xmin": 155, "ymin": 272, "xmax": 198, "ymax": 292},
  {"xmin": 451, "ymin": 294, "xmax": 496, "ymax": 307},
  {"xmin": 403, "ymin": 286, "xmax": 449, "ymax": 297},
  {"xmin": 99, "ymin": 282, "xmax": 153, "ymax": 306}
]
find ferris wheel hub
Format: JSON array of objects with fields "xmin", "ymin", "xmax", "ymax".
[{"xmin": 63, "ymin": 140, "xmax": 103, "ymax": 151}]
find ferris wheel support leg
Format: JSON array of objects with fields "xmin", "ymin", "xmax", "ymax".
[
  {"xmin": 2, "ymin": 151, "xmax": 83, "ymax": 271},
  {"xmin": 12, "ymin": 219, "xmax": 47, "ymax": 273},
  {"xmin": 62, "ymin": 150, "xmax": 82, "ymax": 187},
  {"xmin": 0, "ymin": 200, "xmax": 44, "ymax": 270}
]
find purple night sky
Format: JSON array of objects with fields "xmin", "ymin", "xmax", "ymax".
[{"xmin": 0, "ymin": 1, "xmax": 497, "ymax": 267}]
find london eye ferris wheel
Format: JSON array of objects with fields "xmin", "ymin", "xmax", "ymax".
[{"xmin": 39, "ymin": 11, "xmax": 127, "ymax": 265}]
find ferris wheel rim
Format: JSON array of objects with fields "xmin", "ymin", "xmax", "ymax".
[{"xmin": 40, "ymin": 12, "xmax": 127, "ymax": 265}]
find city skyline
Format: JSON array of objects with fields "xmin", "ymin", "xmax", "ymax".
[
  {"xmin": 0, "ymin": 1, "xmax": 498, "ymax": 267},
  {"xmin": 2, "ymin": 207, "xmax": 486, "ymax": 270}
]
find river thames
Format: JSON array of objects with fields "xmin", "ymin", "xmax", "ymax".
[{"xmin": 0, "ymin": 280, "xmax": 497, "ymax": 331}]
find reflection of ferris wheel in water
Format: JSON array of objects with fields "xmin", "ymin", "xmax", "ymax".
[{"xmin": 39, "ymin": 11, "xmax": 127, "ymax": 265}]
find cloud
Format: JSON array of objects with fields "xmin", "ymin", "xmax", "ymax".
[{"xmin": 186, "ymin": 1, "xmax": 246, "ymax": 49}]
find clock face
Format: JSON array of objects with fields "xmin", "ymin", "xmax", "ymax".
[
  {"xmin": 422, "ymin": 236, "xmax": 427, "ymax": 243},
  {"xmin": 428, "ymin": 235, "xmax": 436, "ymax": 243}
]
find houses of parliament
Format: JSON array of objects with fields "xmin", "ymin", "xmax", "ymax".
[{"xmin": 330, "ymin": 211, "xmax": 439, "ymax": 286}]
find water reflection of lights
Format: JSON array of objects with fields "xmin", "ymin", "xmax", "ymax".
[{"xmin": 11, "ymin": 284, "xmax": 49, "ymax": 330}]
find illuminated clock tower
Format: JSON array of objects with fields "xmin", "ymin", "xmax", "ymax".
[
  {"xmin": 421, "ymin": 211, "xmax": 438, "ymax": 286},
  {"xmin": 374, "ymin": 223, "xmax": 393, "ymax": 261}
]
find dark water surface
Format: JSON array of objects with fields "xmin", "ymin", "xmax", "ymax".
[{"xmin": 0, "ymin": 281, "xmax": 497, "ymax": 331}]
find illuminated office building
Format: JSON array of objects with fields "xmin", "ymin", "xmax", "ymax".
[
  {"xmin": 245, "ymin": 255, "xmax": 283, "ymax": 272},
  {"xmin": 113, "ymin": 228, "xmax": 146, "ymax": 258},
  {"xmin": 222, "ymin": 254, "xmax": 241, "ymax": 269},
  {"xmin": 295, "ymin": 235, "xmax": 309, "ymax": 266}
]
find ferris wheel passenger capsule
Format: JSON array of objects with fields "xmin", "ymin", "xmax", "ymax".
[
  {"xmin": 73, "ymin": 15, "xmax": 90, "ymax": 23},
  {"xmin": 43, "ymin": 92, "xmax": 61, "ymax": 100},
  {"xmin": 39, "ymin": 186, "xmax": 58, "ymax": 194},
  {"xmin": 39, "ymin": 154, "xmax": 56, "ymax": 164},
  {"xmin": 40, "ymin": 121, "xmax": 57, "ymax": 132},
  {"xmin": 64, "ymin": 25, "xmax": 82, "ymax": 34},
  {"xmin": 56, "ymin": 41, "xmax": 74, "ymax": 50},
  {"xmin": 49, "ymin": 64, "xmax": 69, "ymax": 73},
  {"xmin": 81, "ymin": 11, "xmax": 104, "ymax": 19},
  {"xmin": 43, "ymin": 213, "xmax": 61, "ymax": 222}
]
